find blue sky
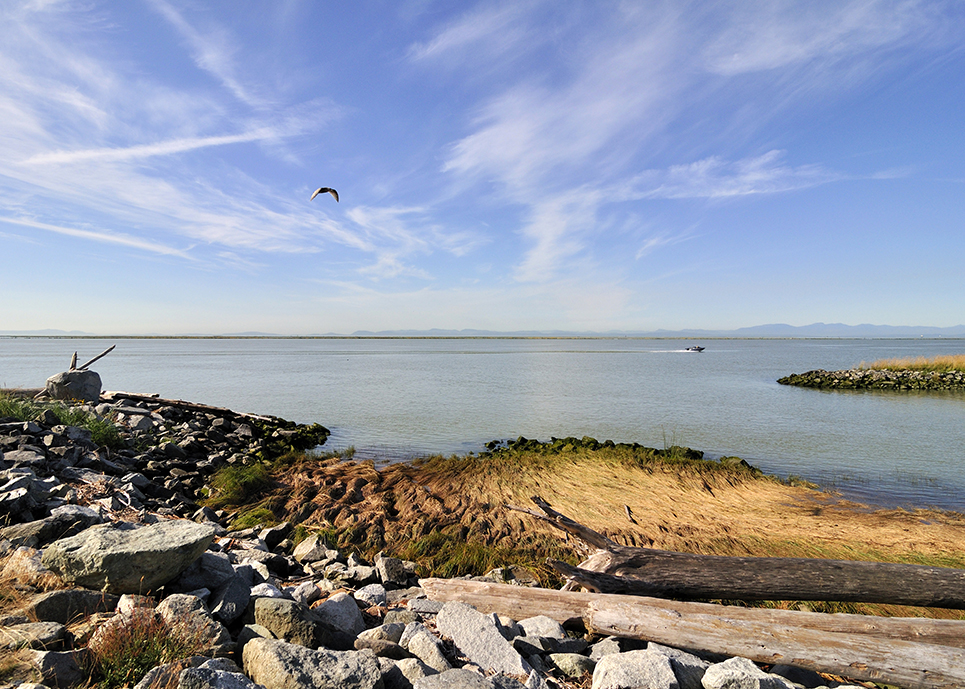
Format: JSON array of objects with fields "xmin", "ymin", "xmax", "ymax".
[{"xmin": 1, "ymin": 0, "xmax": 963, "ymax": 335}]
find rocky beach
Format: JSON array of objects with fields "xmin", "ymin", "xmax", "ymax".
[{"xmin": 1, "ymin": 382, "xmax": 964, "ymax": 689}]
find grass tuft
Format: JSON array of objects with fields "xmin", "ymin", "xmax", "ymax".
[
  {"xmin": 85, "ymin": 606, "xmax": 209, "ymax": 689},
  {"xmin": 0, "ymin": 391, "xmax": 124, "ymax": 450}
]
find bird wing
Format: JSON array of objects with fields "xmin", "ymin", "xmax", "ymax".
[{"xmin": 310, "ymin": 187, "xmax": 339, "ymax": 202}]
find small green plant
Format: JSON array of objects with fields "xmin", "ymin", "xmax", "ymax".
[
  {"xmin": 204, "ymin": 461, "xmax": 274, "ymax": 509},
  {"xmin": 85, "ymin": 607, "xmax": 208, "ymax": 689},
  {"xmin": 0, "ymin": 392, "xmax": 124, "ymax": 450}
]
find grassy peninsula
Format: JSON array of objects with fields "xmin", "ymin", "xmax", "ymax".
[
  {"xmin": 209, "ymin": 436, "xmax": 965, "ymax": 619},
  {"xmin": 779, "ymin": 353, "xmax": 965, "ymax": 390}
]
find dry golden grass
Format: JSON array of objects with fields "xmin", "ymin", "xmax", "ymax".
[
  {"xmin": 860, "ymin": 353, "xmax": 965, "ymax": 372},
  {"xmin": 234, "ymin": 445, "xmax": 965, "ymax": 618}
]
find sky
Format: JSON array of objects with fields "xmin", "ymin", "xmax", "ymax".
[{"xmin": 1, "ymin": 0, "xmax": 964, "ymax": 335}]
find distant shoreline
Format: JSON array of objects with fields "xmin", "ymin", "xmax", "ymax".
[{"xmin": 4, "ymin": 334, "xmax": 965, "ymax": 341}]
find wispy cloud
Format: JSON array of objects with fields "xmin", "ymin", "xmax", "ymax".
[
  {"xmin": 146, "ymin": 0, "xmax": 264, "ymax": 107},
  {"xmin": 630, "ymin": 150, "xmax": 841, "ymax": 200},
  {"xmin": 407, "ymin": 2, "xmax": 537, "ymax": 64},
  {"xmin": 0, "ymin": 216, "xmax": 192, "ymax": 257},
  {"xmin": 23, "ymin": 129, "xmax": 280, "ymax": 164}
]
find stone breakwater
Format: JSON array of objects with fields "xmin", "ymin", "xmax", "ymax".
[
  {"xmin": 0, "ymin": 395, "xmax": 894, "ymax": 689},
  {"xmin": 777, "ymin": 368, "xmax": 965, "ymax": 390}
]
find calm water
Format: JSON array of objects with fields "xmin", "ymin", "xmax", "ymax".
[{"xmin": 2, "ymin": 337, "xmax": 964, "ymax": 511}]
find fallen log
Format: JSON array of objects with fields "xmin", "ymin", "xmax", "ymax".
[
  {"xmin": 420, "ymin": 578, "xmax": 965, "ymax": 689},
  {"xmin": 419, "ymin": 578, "xmax": 965, "ymax": 648},
  {"xmin": 511, "ymin": 496, "xmax": 965, "ymax": 609},
  {"xmin": 100, "ymin": 391, "xmax": 276, "ymax": 421}
]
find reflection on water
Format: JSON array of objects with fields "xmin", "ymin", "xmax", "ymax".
[{"xmin": 2, "ymin": 337, "xmax": 964, "ymax": 511}]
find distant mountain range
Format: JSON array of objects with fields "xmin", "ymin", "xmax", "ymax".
[{"xmin": 3, "ymin": 323, "xmax": 965, "ymax": 338}]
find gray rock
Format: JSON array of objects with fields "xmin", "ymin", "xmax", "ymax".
[
  {"xmin": 2, "ymin": 622, "xmax": 67, "ymax": 650},
  {"xmin": 27, "ymin": 588, "xmax": 120, "ymax": 624},
  {"xmin": 413, "ymin": 669, "xmax": 493, "ymax": 689},
  {"xmin": 384, "ymin": 610, "xmax": 419, "ymax": 627},
  {"xmin": 434, "ymin": 602, "xmax": 530, "ymax": 676},
  {"xmin": 592, "ymin": 649, "xmax": 679, "ymax": 689},
  {"xmin": 1, "ymin": 503, "xmax": 98, "ymax": 547},
  {"xmin": 403, "ymin": 626, "xmax": 451, "ymax": 673},
  {"xmin": 133, "ymin": 656, "xmax": 208, "ymax": 689},
  {"xmin": 290, "ymin": 580, "xmax": 322, "ymax": 607},
  {"xmin": 45, "ymin": 370, "xmax": 102, "ymax": 403},
  {"xmin": 178, "ymin": 666, "xmax": 266, "ymax": 689},
  {"xmin": 258, "ymin": 523, "xmax": 291, "ymax": 551},
  {"xmin": 292, "ymin": 534, "xmax": 330, "ymax": 563},
  {"xmin": 548, "ymin": 653, "xmax": 595, "ymax": 678},
  {"xmin": 700, "ymin": 657, "xmax": 792, "ymax": 689},
  {"xmin": 647, "ymin": 643, "xmax": 709, "ymax": 689},
  {"xmin": 211, "ymin": 575, "xmax": 252, "ymax": 625},
  {"xmin": 41, "ymin": 520, "xmax": 216, "ymax": 593},
  {"xmin": 250, "ymin": 583, "xmax": 286, "ymax": 598},
  {"xmin": 359, "ymin": 623, "xmax": 405, "ymax": 645},
  {"xmin": 314, "ymin": 591, "xmax": 366, "ymax": 637},
  {"xmin": 769, "ymin": 665, "xmax": 827, "ymax": 688},
  {"xmin": 354, "ymin": 638, "xmax": 413, "ymax": 660},
  {"xmin": 517, "ymin": 616, "xmax": 565, "ymax": 640},
  {"xmin": 381, "ymin": 657, "xmax": 437, "ymax": 689},
  {"xmin": 175, "ymin": 551, "xmax": 237, "ymax": 592},
  {"xmin": 30, "ymin": 649, "xmax": 87, "ymax": 688},
  {"xmin": 524, "ymin": 671, "xmax": 550, "ymax": 689},
  {"xmin": 355, "ymin": 583, "xmax": 387, "ymax": 607},
  {"xmin": 243, "ymin": 637, "xmax": 383, "ymax": 689},
  {"xmin": 156, "ymin": 594, "xmax": 232, "ymax": 650},
  {"xmin": 237, "ymin": 624, "xmax": 276, "ymax": 650},
  {"xmin": 407, "ymin": 599, "xmax": 443, "ymax": 614},
  {"xmin": 253, "ymin": 597, "xmax": 319, "ymax": 648},
  {"xmin": 375, "ymin": 554, "xmax": 409, "ymax": 586}
]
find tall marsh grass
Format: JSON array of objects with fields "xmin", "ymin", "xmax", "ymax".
[{"xmin": 859, "ymin": 354, "xmax": 965, "ymax": 373}]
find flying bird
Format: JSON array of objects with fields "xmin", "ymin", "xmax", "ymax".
[{"xmin": 310, "ymin": 187, "xmax": 339, "ymax": 202}]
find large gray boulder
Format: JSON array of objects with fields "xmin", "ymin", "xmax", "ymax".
[
  {"xmin": 434, "ymin": 602, "xmax": 530, "ymax": 676},
  {"xmin": 700, "ymin": 657, "xmax": 792, "ymax": 689},
  {"xmin": 0, "ymin": 505, "xmax": 103, "ymax": 548},
  {"xmin": 591, "ymin": 649, "xmax": 679, "ymax": 689},
  {"xmin": 243, "ymin": 637, "xmax": 383, "ymax": 689},
  {"xmin": 27, "ymin": 588, "xmax": 120, "ymax": 624},
  {"xmin": 314, "ymin": 592, "xmax": 366, "ymax": 638},
  {"xmin": 253, "ymin": 597, "xmax": 320, "ymax": 648},
  {"xmin": 45, "ymin": 370, "xmax": 102, "ymax": 402},
  {"xmin": 41, "ymin": 520, "xmax": 216, "ymax": 593},
  {"xmin": 413, "ymin": 669, "xmax": 494, "ymax": 689}
]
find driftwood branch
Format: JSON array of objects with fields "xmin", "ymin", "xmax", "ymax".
[
  {"xmin": 77, "ymin": 344, "xmax": 115, "ymax": 371},
  {"xmin": 517, "ymin": 496, "xmax": 965, "ymax": 609},
  {"xmin": 101, "ymin": 390, "xmax": 275, "ymax": 421},
  {"xmin": 504, "ymin": 496, "xmax": 617, "ymax": 550},
  {"xmin": 420, "ymin": 578, "xmax": 965, "ymax": 689},
  {"xmin": 69, "ymin": 352, "xmax": 77, "ymax": 371}
]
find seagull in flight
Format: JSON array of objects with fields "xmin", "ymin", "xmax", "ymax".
[{"xmin": 310, "ymin": 187, "xmax": 339, "ymax": 202}]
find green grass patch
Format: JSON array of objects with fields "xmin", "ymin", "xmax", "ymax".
[{"xmin": 0, "ymin": 391, "xmax": 124, "ymax": 450}]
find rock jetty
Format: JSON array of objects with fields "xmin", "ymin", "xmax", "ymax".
[
  {"xmin": 777, "ymin": 368, "xmax": 965, "ymax": 390},
  {"xmin": 0, "ymin": 393, "xmax": 886, "ymax": 689}
]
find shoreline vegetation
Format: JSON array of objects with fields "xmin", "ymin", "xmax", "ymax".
[
  {"xmin": 779, "ymin": 353, "xmax": 965, "ymax": 390},
  {"xmin": 3, "ymin": 388, "xmax": 965, "ymax": 623},
  {"xmin": 4, "ymin": 389, "xmax": 965, "ymax": 688}
]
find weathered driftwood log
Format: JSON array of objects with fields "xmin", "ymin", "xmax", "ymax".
[
  {"xmin": 101, "ymin": 390, "xmax": 275, "ymax": 421},
  {"xmin": 420, "ymin": 578, "xmax": 965, "ymax": 689},
  {"xmin": 77, "ymin": 344, "xmax": 115, "ymax": 371},
  {"xmin": 510, "ymin": 496, "xmax": 965, "ymax": 609}
]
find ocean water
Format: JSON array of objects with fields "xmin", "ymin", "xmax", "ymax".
[{"xmin": 2, "ymin": 337, "xmax": 964, "ymax": 511}]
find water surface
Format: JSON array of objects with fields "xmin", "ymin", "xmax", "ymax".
[{"xmin": 2, "ymin": 337, "xmax": 963, "ymax": 511}]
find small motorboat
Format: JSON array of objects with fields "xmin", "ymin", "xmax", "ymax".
[{"xmin": 685, "ymin": 346, "xmax": 705, "ymax": 352}]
